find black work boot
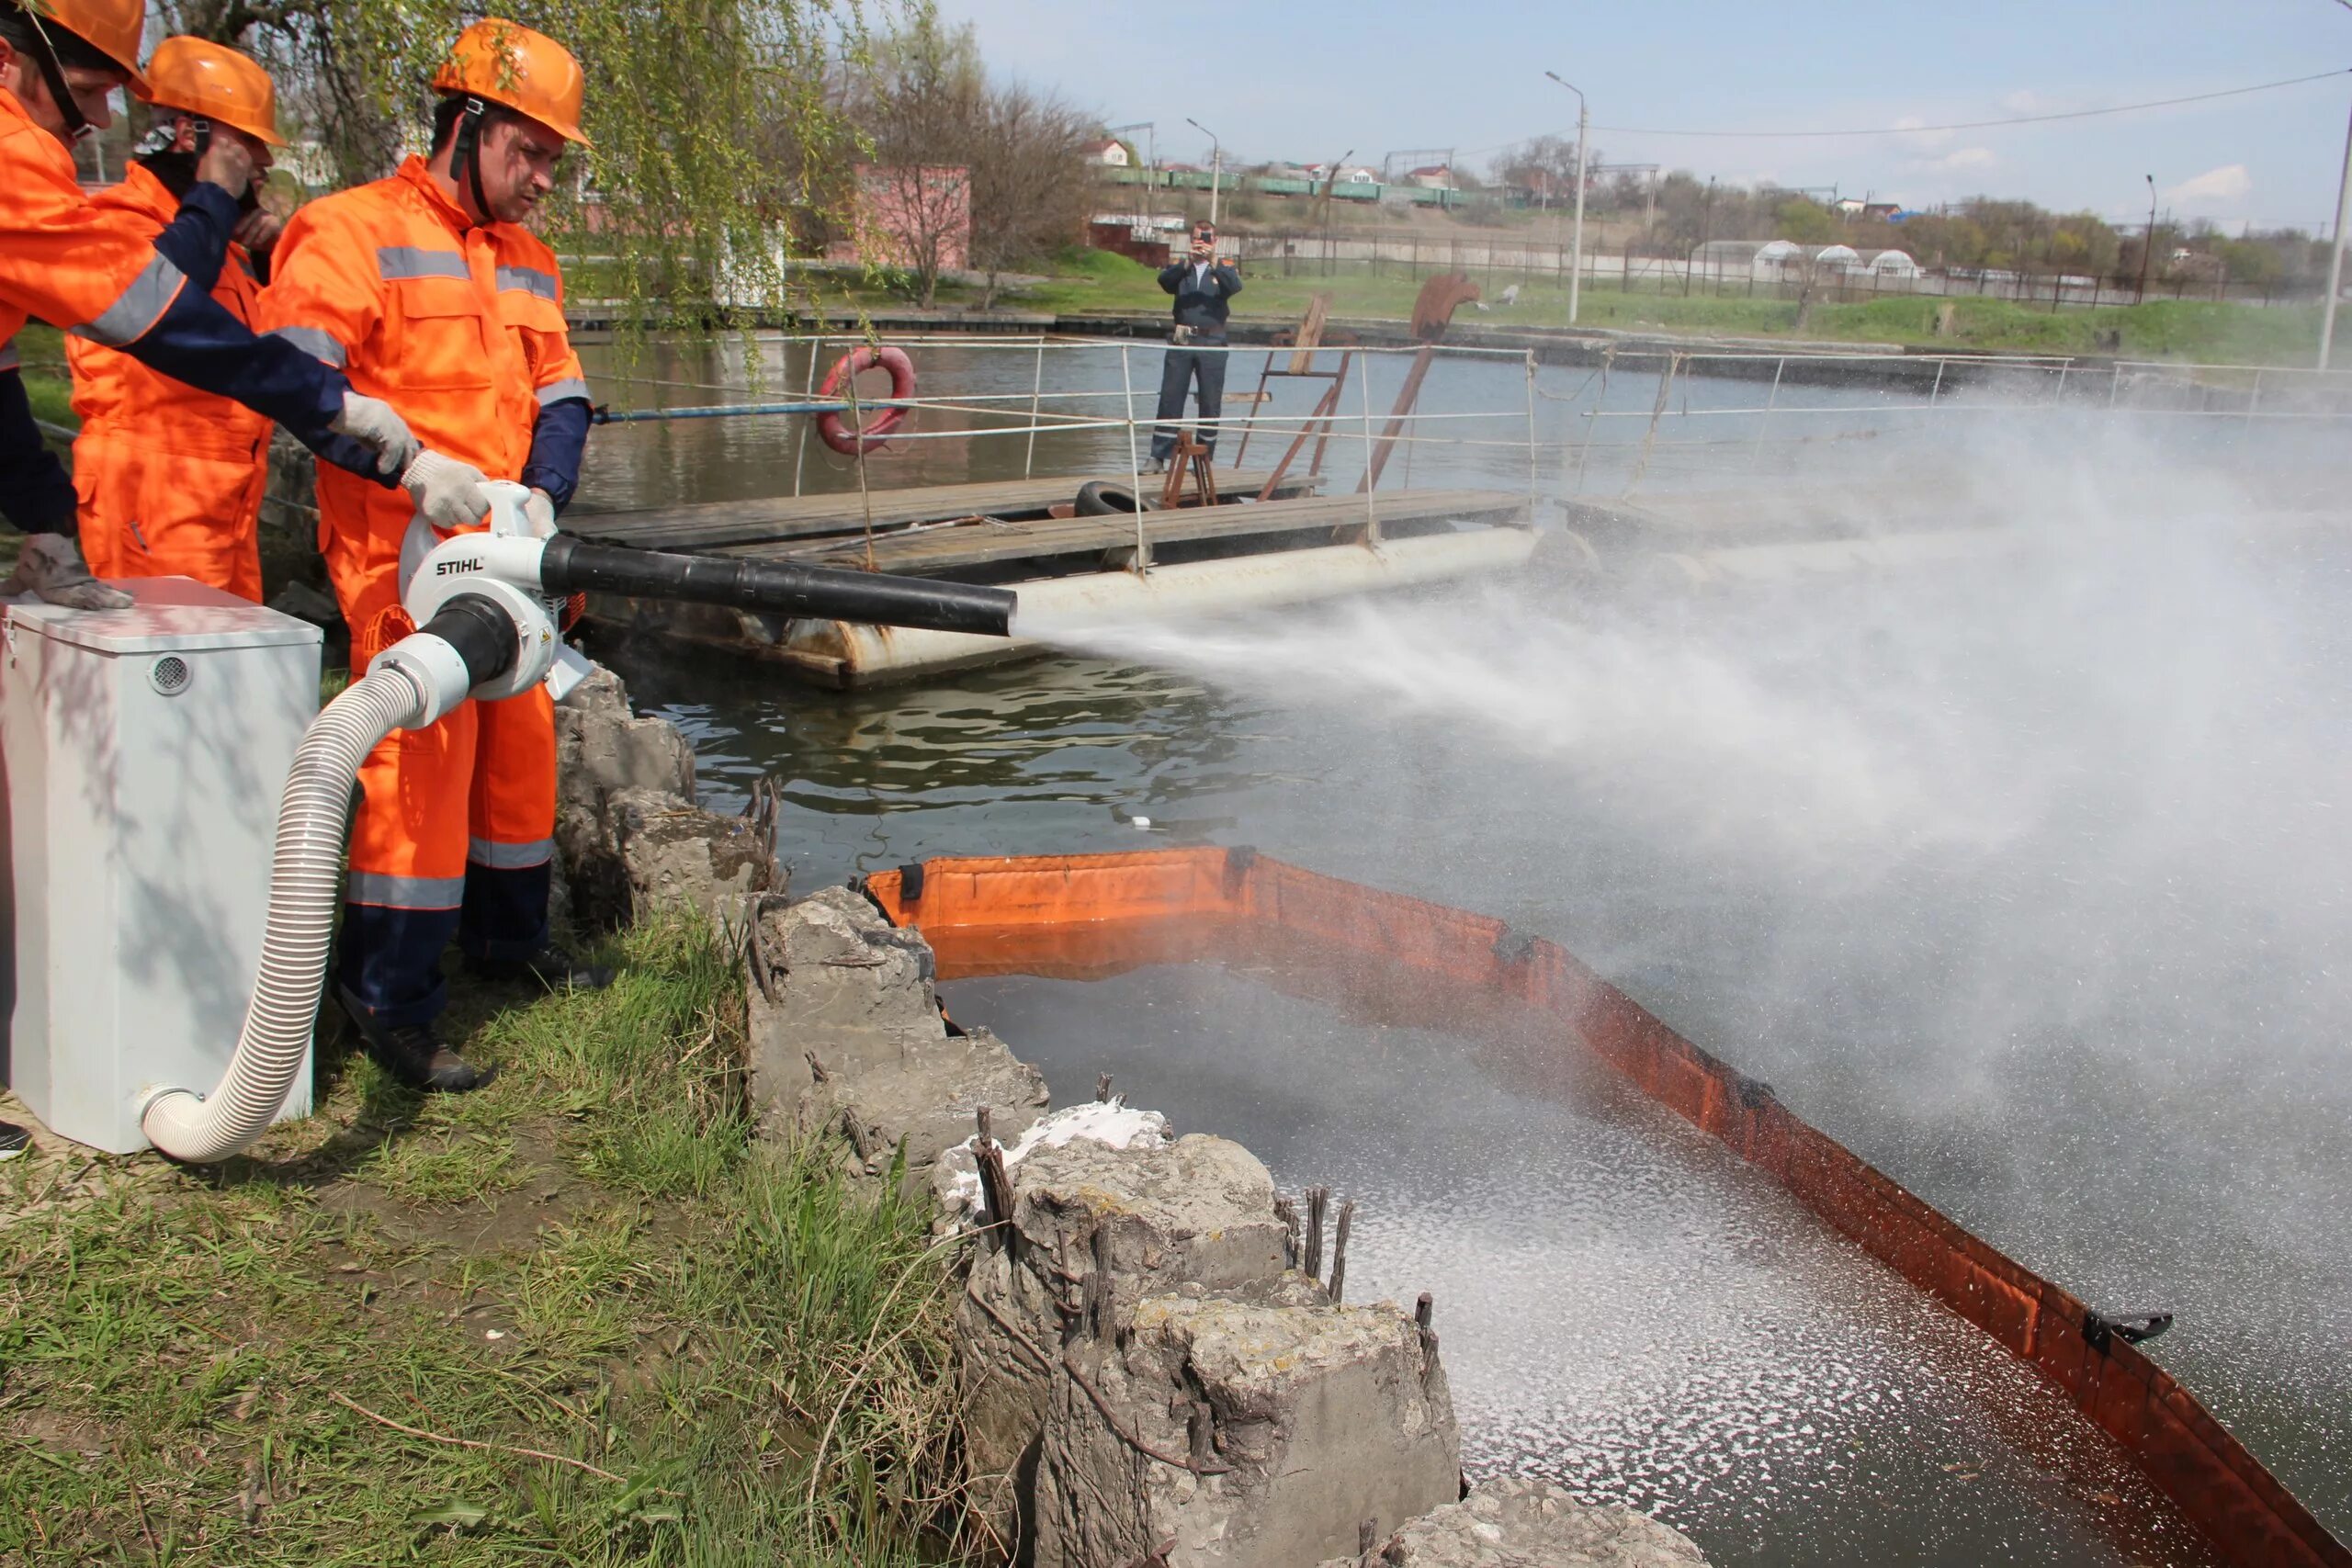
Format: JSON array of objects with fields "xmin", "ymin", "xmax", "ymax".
[
  {"xmin": 467, "ymin": 944, "xmax": 615, "ymax": 992},
  {"xmin": 339, "ymin": 996, "xmax": 492, "ymax": 1093},
  {"xmin": 0, "ymin": 1121, "xmax": 28, "ymax": 1161}
]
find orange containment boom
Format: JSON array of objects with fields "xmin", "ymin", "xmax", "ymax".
[{"xmin": 861, "ymin": 846, "xmax": 2350, "ymax": 1568}]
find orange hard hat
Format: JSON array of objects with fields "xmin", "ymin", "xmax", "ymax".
[
  {"xmin": 145, "ymin": 37, "xmax": 284, "ymax": 146},
  {"xmin": 13, "ymin": 0, "xmax": 149, "ymax": 96},
  {"xmin": 430, "ymin": 17, "xmax": 589, "ymax": 147}
]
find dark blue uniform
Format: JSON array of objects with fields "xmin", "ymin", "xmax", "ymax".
[{"xmin": 1152, "ymin": 256, "xmax": 1242, "ymax": 464}]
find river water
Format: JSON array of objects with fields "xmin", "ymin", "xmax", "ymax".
[{"xmin": 575, "ymin": 337, "xmax": 2349, "ymax": 1565}]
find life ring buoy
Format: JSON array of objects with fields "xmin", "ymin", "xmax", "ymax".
[{"xmin": 816, "ymin": 344, "xmax": 916, "ymax": 455}]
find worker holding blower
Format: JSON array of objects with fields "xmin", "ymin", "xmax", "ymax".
[
  {"xmin": 0, "ymin": 0, "xmax": 481, "ymax": 1160},
  {"xmin": 67, "ymin": 37, "xmax": 290, "ymax": 602},
  {"xmin": 0, "ymin": 0, "xmax": 470, "ymax": 588},
  {"xmin": 263, "ymin": 17, "xmax": 602, "ymax": 1093}
]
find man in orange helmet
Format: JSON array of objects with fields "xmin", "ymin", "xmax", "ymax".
[
  {"xmin": 68, "ymin": 37, "xmax": 290, "ymax": 602},
  {"xmin": 0, "ymin": 0, "xmax": 460, "ymax": 1161},
  {"xmin": 0, "ymin": 0, "xmax": 486, "ymax": 613},
  {"xmin": 264, "ymin": 17, "xmax": 604, "ymax": 1092}
]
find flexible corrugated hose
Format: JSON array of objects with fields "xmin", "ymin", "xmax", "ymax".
[{"xmin": 141, "ymin": 665, "xmax": 429, "ymax": 1163}]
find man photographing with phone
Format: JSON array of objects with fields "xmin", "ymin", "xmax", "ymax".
[{"xmin": 1149, "ymin": 221, "xmax": 1241, "ymax": 473}]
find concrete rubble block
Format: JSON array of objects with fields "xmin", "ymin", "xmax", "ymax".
[
  {"xmin": 743, "ymin": 886, "xmax": 1048, "ymax": 1180},
  {"xmin": 551, "ymin": 664, "xmax": 707, "ymax": 928},
  {"xmin": 931, "ymin": 1100, "xmax": 1171, "ymax": 1224},
  {"xmin": 1316, "ymin": 1477, "xmax": 1709, "ymax": 1568},
  {"xmin": 604, "ymin": 786, "xmax": 774, "ymax": 923},
  {"xmin": 554, "ymin": 663, "xmax": 697, "ymax": 812},
  {"xmin": 1032, "ymin": 1283, "xmax": 1461, "ymax": 1568},
  {"xmin": 956, "ymin": 1133, "xmax": 1292, "ymax": 1560}
]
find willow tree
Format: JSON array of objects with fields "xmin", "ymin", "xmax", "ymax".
[{"xmin": 157, "ymin": 0, "xmax": 881, "ymax": 330}]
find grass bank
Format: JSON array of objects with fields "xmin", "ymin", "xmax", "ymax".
[
  {"xmin": 0, "ymin": 915, "xmax": 971, "ymax": 1566},
  {"xmin": 1001, "ymin": 251, "xmax": 2328, "ymax": 366},
  {"xmin": 14, "ymin": 324, "xmax": 72, "ymax": 433}
]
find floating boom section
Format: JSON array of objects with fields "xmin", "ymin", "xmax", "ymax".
[{"xmin": 861, "ymin": 846, "xmax": 2350, "ymax": 1568}]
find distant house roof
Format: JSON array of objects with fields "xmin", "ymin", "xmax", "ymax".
[
  {"xmin": 1408, "ymin": 164, "xmax": 1450, "ymax": 178},
  {"xmin": 1083, "ymin": 137, "xmax": 1130, "ymax": 164}
]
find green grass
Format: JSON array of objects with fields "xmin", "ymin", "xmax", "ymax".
[
  {"xmin": 0, "ymin": 914, "xmax": 969, "ymax": 1567},
  {"xmin": 988, "ymin": 253, "xmax": 2330, "ymax": 365},
  {"xmin": 17, "ymin": 324, "xmax": 74, "ymax": 437},
  {"xmin": 355, "ymin": 1129, "xmax": 525, "ymax": 1208}
]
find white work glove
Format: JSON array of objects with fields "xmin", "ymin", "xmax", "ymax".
[
  {"xmin": 401, "ymin": 450, "xmax": 492, "ymax": 531},
  {"xmin": 522, "ymin": 487, "xmax": 558, "ymax": 540},
  {"xmin": 330, "ymin": 391, "xmax": 422, "ymax": 478},
  {"xmin": 4, "ymin": 535, "xmax": 132, "ymax": 610}
]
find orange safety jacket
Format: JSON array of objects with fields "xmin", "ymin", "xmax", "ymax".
[
  {"xmin": 2, "ymin": 82, "xmax": 363, "ymax": 544},
  {"xmin": 67, "ymin": 164, "xmax": 274, "ymax": 600},
  {"xmin": 0, "ymin": 88, "xmax": 190, "ymax": 362},
  {"xmin": 262, "ymin": 156, "xmax": 586, "ymax": 651}
]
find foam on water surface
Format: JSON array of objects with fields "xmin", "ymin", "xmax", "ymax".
[{"xmin": 943, "ymin": 959, "xmax": 2221, "ymax": 1568}]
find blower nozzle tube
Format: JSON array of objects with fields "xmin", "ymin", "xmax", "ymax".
[{"xmin": 537, "ymin": 536, "xmax": 1016, "ymax": 638}]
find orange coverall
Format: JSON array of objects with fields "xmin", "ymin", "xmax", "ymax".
[
  {"xmin": 67, "ymin": 163, "xmax": 273, "ymax": 602},
  {"xmin": 262, "ymin": 154, "xmax": 590, "ymax": 1027}
]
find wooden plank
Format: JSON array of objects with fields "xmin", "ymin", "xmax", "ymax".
[
  {"xmin": 1289, "ymin": 292, "xmax": 1332, "ymax": 375},
  {"xmin": 569, "ymin": 471, "xmax": 1310, "ymax": 552},
  {"xmin": 727, "ymin": 488, "xmax": 1527, "ymax": 575}
]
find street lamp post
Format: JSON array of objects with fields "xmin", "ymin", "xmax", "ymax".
[
  {"xmin": 2136, "ymin": 175, "xmax": 2157, "ymax": 304},
  {"xmin": 2322, "ymin": 94, "xmax": 2352, "ymax": 369},
  {"xmin": 1544, "ymin": 71, "xmax": 1589, "ymax": 325},
  {"xmin": 1186, "ymin": 116, "xmax": 1222, "ymax": 228}
]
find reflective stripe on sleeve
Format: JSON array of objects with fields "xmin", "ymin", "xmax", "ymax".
[
  {"xmin": 536, "ymin": 378, "xmax": 590, "ymax": 407},
  {"xmin": 269, "ymin": 324, "xmax": 346, "ymax": 367},
  {"xmin": 495, "ymin": 265, "xmax": 559, "ymax": 300},
  {"xmin": 69, "ymin": 253, "xmax": 188, "ymax": 348},
  {"xmin": 345, "ymin": 870, "xmax": 468, "ymax": 909},
  {"xmin": 468, "ymin": 837, "xmax": 553, "ymax": 870},
  {"xmin": 376, "ymin": 245, "xmax": 470, "ymax": 281}
]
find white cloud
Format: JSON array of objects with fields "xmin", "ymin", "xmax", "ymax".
[
  {"xmin": 2164, "ymin": 164, "xmax": 2253, "ymax": 213},
  {"xmin": 1930, "ymin": 146, "xmax": 1998, "ymax": 172}
]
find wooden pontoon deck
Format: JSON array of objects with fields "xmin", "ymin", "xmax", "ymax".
[{"xmin": 567, "ymin": 470, "xmax": 1316, "ymax": 553}]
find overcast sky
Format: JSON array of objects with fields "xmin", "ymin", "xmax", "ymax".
[{"xmin": 937, "ymin": 0, "xmax": 2352, "ymax": 233}]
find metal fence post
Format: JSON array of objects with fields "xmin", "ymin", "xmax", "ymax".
[
  {"xmin": 1753, "ymin": 355, "xmax": 1785, "ymax": 468},
  {"xmin": 1358, "ymin": 353, "xmax": 1380, "ymax": 544},
  {"xmin": 1121, "ymin": 343, "xmax": 1148, "ymax": 575},
  {"xmin": 792, "ymin": 332, "xmax": 821, "ymax": 498},
  {"xmin": 1524, "ymin": 350, "xmax": 1539, "ymax": 516},
  {"xmin": 1023, "ymin": 337, "xmax": 1045, "ymax": 479}
]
